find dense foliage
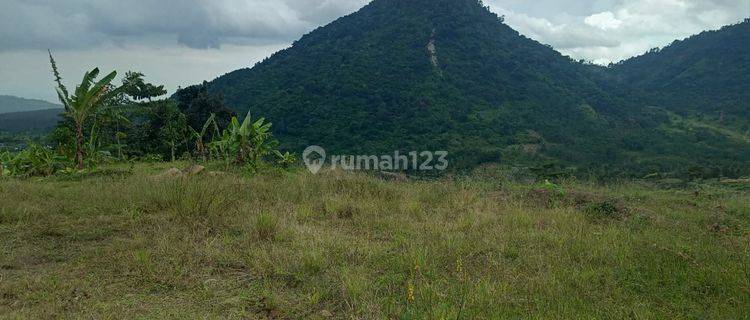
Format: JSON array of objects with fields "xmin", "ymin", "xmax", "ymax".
[
  {"xmin": 197, "ymin": 0, "xmax": 749, "ymax": 178},
  {"xmin": 173, "ymin": 83, "xmax": 235, "ymax": 133},
  {"xmin": 612, "ymin": 19, "xmax": 750, "ymax": 129},
  {"xmin": 0, "ymin": 144, "xmax": 66, "ymax": 177}
]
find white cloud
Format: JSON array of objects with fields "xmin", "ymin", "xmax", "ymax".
[
  {"xmin": 486, "ymin": 0, "xmax": 750, "ymax": 64},
  {"xmin": 489, "ymin": 6, "xmax": 620, "ymax": 49},
  {"xmin": 584, "ymin": 12, "xmax": 623, "ymax": 30}
]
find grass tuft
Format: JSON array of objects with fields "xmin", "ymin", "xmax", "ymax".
[{"xmin": 253, "ymin": 211, "xmax": 279, "ymax": 241}]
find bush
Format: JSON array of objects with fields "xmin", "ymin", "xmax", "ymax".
[
  {"xmin": 4, "ymin": 144, "xmax": 67, "ymax": 177},
  {"xmin": 584, "ymin": 199, "xmax": 628, "ymax": 221},
  {"xmin": 526, "ymin": 180, "xmax": 566, "ymax": 208},
  {"xmin": 139, "ymin": 154, "xmax": 164, "ymax": 163}
]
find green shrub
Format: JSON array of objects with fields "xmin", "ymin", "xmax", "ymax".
[
  {"xmin": 140, "ymin": 154, "xmax": 164, "ymax": 163},
  {"xmin": 527, "ymin": 179, "xmax": 567, "ymax": 208},
  {"xmin": 5, "ymin": 144, "xmax": 67, "ymax": 177},
  {"xmin": 584, "ymin": 199, "xmax": 628, "ymax": 220}
]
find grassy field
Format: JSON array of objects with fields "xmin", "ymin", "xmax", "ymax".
[{"xmin": 1, "ymin": 163, "xmax": 748, "ymax": 319}]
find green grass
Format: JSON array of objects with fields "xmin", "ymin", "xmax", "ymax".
[{"xmin": 1, "ymin": 164, "xmax": 749, "ymax": 319}]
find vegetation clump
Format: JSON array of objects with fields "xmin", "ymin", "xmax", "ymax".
[
  {"xmin": 0, "ymin": 144, "xmax": 65, "ymax": 177},
  {"xmin": 583, "ymin": 198, "xmax": 628, "ymax": 221},
  {"xmin": 253, "ymin": 211, "xmax": 280, "ymax": 241}
]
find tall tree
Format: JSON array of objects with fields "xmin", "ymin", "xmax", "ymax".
[
  {"xmin": 49, "ymin": 51, "xmax": 119, "ymax": 170},
  {"xmin": 160, "ymin": 109, "xmax": 188, "ymax": 162},
  {"xmin": 174, "ymin": 83, "xmax": 234, "ymax": 134},
  {"xmin": 121, "ymin": 71, "xmax": 167, "ymax": 102}
]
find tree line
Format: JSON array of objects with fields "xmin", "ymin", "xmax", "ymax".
[{"xmin": 0, "ymin": 53, "xmax": 295, "ymax": 177}]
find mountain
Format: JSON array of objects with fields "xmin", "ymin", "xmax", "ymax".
[
  {"xmin": 0, "ymin": 95, "xmax": 62, "ymax": 114},
  {"xmin": 195, "ymin": 0, "xmax": 749, "ymax": 177},
  {"xmin": 0, "ymin": 109, "xmax": 63, "ymax": 134},
  {"xmin": 612, "ymin": 19, "xmax": 750, "ymax": 127}
]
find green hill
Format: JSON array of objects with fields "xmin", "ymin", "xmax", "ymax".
[
  {"xmin": 191, "ymin": 0, "xmax": 748, "ymax": 177},
  {"xmin": 0, "ymin": 95, "xmax": 61, "ymax": 114},
  {"xmin": 0, "ymin": 108, "xmax": 63, "ymax": 134},
  {"xmin": 612, "ymin": 19, "xmax": 750, "ymax": 127}
]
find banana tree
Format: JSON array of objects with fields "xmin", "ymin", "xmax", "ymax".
[
  {"xmin": 226, "ymin": 111, "xmax": 276, "ymax": 165},
  {"xmin": 155, "ymin": 110, "xmax": 187, "ymax": 162},
  {"xmin": 188, "ymin": 113, "xmax": 217, "ymax": 162},
  {"xmin": 247, "ymin": 117, "xmax": 278, "ymax": 165},
  {"xmin": 208, "ymin": 130, "xmax": 232, "ymax": 163},
  {"xmin": 6, "ymin": 144, "xmax": 65, "ymax": 177},
  {"xmin": 274, "ymin": 151, "xmax": 297, "ymax": 168},
  {"xmin": 0, "ymin": 151, "xmax": 11, "ymax": 177},
  {"xmin": 50, "ymin": 51, "xmax": 119, "ymax": 170},
  {"xmin": 208, "ymin": 110, "xmax": 277, "ymax": 166}
]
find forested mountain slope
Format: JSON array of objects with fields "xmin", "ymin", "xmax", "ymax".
[
  {"xmin": 612, "ymin": 19, "xmax": 750, "ymax": 127},
  {"xmin": 0, "ymin": 108, "xmax": 63, "ymax": 134},
  {"xmin": 193, "ymin": 0, "xmax": 749, "ymax": 177}
]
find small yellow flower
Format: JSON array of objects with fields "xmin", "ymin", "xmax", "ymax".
[
  {"xmin": 456, "ymin": 259, "xmax": 463, "ymax": 274},
  {"xmin": 407, "ymin": 282, "xmax": 415, "ymax": 303}
]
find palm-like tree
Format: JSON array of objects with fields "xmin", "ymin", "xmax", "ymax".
[
  {"xmin": 247, "ymin": 117, "xmax": 277, "ymax": 165},
  {"xmin": 49, "ymin": 51, "xmax": 118, "ymax": 170},
  {"xmin": 227, "ymin": 111, "xmax": 275, "ymax": 165},
  {"xmin": 207, "ymin": 110, "xmax": 277, "ymax": 166},
  {"xmin": 189, "ymin": 113, "xmax": 217, "ymax": 162}
]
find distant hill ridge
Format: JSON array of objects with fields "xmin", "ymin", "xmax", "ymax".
[
  {"xmin": 0, "ymin": 108, "xmax": 63, "ymax": 134},
  {"xmin": 612, "ymin": 18, "xmax": 750, "ymax": 128},
  {"xmin": 0, "ymin": 95, "xmax": 62, "ymax": 114}
]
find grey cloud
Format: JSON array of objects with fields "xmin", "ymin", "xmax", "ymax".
[
  {"xmin": 178, "ymin": 33, "xmax": 222, "ymax": 49},
  {"xmin": 1, "ymin": 0, "xmax": 749, "ymax": 103},
  {"xmin": 0, "ymin": 0, "xmax": 368, "ymax": 50},
  {"xmin": 2, "ymin": 0, "xmax": 747, "ymax": 57}
]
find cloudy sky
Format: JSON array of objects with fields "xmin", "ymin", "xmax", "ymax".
[{"xmin": 1, "ymin": 0, "xmax": 748, "ymax": 103}]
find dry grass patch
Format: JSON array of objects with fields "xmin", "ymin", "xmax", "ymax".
[{"xmin": 0, "ymin": 165, "xmax": 748, "ymax": 318}]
